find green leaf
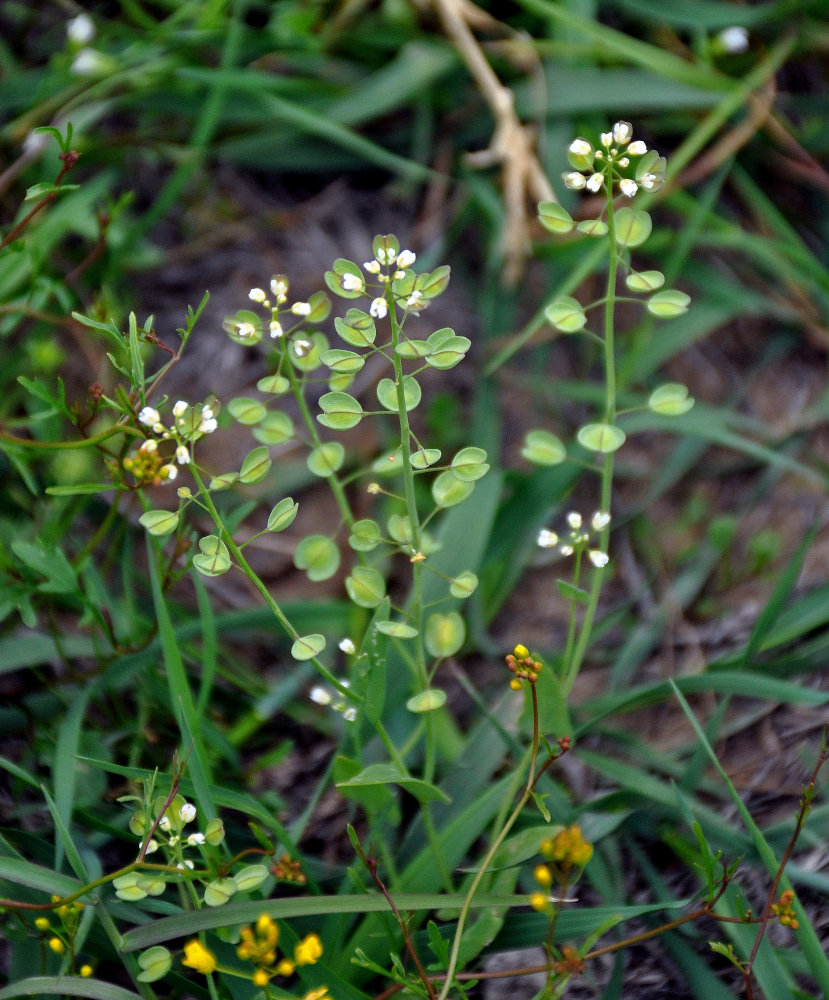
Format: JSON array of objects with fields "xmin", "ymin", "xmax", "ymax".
[
  {"xmin": 647, "ymin": 289, "xmax": 692, "ymax": 317},
  {"xmin": 576, "ymin": 218, "xmax": 608, "ymax": 237},
  {"xmin": 521, "ymin": 429, "xmax": 566, "ymax": 465},
  {"xmin": 556, "ymin": 579, "xmax": 590, "ymax": 603},
  {"xmin": 545, "ymin": 295, "xmax": 587, "ymax": 332},
  {"xmin": 375, "ymin": 620, "xmax": 418, "ymax": 638},
  {"xmin": 0, "ymin": 977, "xmax": 143, "ymax": 999},
  {"xmin": 406, "ymin": 689, "xmax": 447, "ymax": 713},
  {"xmin": 317, "ymin": 391, "xmax": 364, "ymax": 430},
  {"xmin": 257, "ymin": 373, "xmax": 290, "ymax": 395},
  {"xmin": 307, "ymin": 441, "xmax": 345, "ymax": 477},
  {"xmin": 203, "ymin": 877, "xmax": 238, "ymax": 906},
  {"xmin": 320, "ymin": 349, "xmax": 366, "ymax": 374},
  {"xmin": 348, "ymin": 518, "xmax": 381, "ymax": 552},
  {"xmin": 417, "ymin": 264, "xmax": 451, "ymax": 299},
  {"xmin": 614, "ymin": 207, "xmax": 652, "ymax": 247},
  {"xmin": 337, "ymin": 763, "xmax": 450, "ymax": 804},
  {"xmin": 538, "ymin": 201, "xmax": 574, "ymax": 234},
  {"xmin": 291, "ymin": 634, "xmax": 326, "ymax": 661},
  {"xmin": 576, "ymin": 423, "xmax": 626, "ymax": 453},
  {"xmin": 267, "ymin": 497, "xmax": 299, "ymax": 531},
  {"xmin": 239, "ymin": 446, "xmax": 272, "ymax": 484},
  {"xmin": 410, "ymin": 448, "xmax": 441, "ymax": 469},
  {"xmin": 626, "ymin": 270, "xmax": 665, "ymax": 292},
  {"xmin": 648, "ymin": 383, "xmax": 694, "ymax": 415},
  {"xmin": 306, "ymin": 290, "xmax": 331, "ymax": 323},
  {"xmin": 345, "ymin": 566, "xmax": 387, "ymax": 608},
  {"xmin": 387, "ymin": 514, "xmax": 413, "ymax": 543},
  {"xmin": 138, "ymin": 509, "xmax": 180, "ymax": 536},
  {"xmin": 294, "ymin": 535, "xmax": 340, "ymax": 581},
  {"xmin": 252, "ymin": 411, "xmax": 294, "ymax": 445},
  {"xmin": 335, "ymin": 308, "xmax": 376, "ymax": 347},
  {"xmin": 425, "ymin": 333, "xmax": 470, "ymax": 370},
  {"xmin": 377, "ymin": 375, "xmax": 421, "ymax": 411},
  {"xmin": 193, "ymin": 535, "xmax": 232, "ymax": 576},
  {"xmin": 450, "ymin": 446, "xmax": 489, "ymax": 482},
  {"xmin": 424, "ymin": 611, "xmax": 465, "ymax": 657},
  {"xmin": 432, "ymin": 471, "xmax": 474, "ymax": 508},
  {"xmin": 227, "ymin": 396, "xmax": 267, "ymax": 425},
  {"xmin": 11, "ymin": 541, "xmax": 76, "ymax": 593},
  {"xmin": 449, "ymin": 571, "xmax": 478, "ymax": 599}
]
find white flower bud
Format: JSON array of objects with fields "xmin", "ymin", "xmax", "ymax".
[
  {"xmin": 310, "ymin": 686, "xmax": 332, "ymax": 706},
  {"xmin": 396, "ymin": 249, "xmax": 416, "ymax": 268},
  {"xmin": 591, "ymin": 511, "xmax": 611, "ymax": 531},
  {"xmin": 67, "ymin": 13, "xmax": 96, "ymax": 45},
  {"xmin": 369, "ymin": 296, "xmax": 388, "ymax": 319},
  {"xmin": 70, "ymin": 48, "xmax": 108, "ymax": 76},
  {"xmin": 343, "ymin": 707, "xmax": 358, "ymax": 722},
  {"xmin": 363, "ymin": 259, "xmax": 381, "ymax": 274},
  {"xmin": 249, "ymin": 288, "xmax": 266, "ymax": 303},
  {"xmin": 270, "ymin": 276, "xmax": 288, "ymax": 301},
  {"xmin": 600, "ymin": 131, "xmax": 613, "ymax": 149},
  {"xmin": 340, "ymin": 273, "xmax": 363, "ymax": 292},
  {"xmin": 586, "ymin": 173, "xmax": 604, "ymax": 192},
  {"xmin": 199, "ymin": 417, "xmax": 218, "ymax": 434},
  {"xmin": 568, "ymin": 138, "xmax": 593, "ymax": 157},
  {"xmin": 537, "ymin": 529, "xmax": 559, "ymax": 549},
  {"xmin": 339, "ymin": 637, "xmax": 356, "ymax": 654},
  {"xmin": 269, "ymin": 319, "xmax": 284, "ymax": 338},
  {"xmin": 560, "ymin": 544, "xmax": 574, "ymax": 556},
  {"xmin": 563, "ymin": 171, "xmax": 587, "ymax": 190},
  {"xmin": 179, "ymin": 803, "xmax": 197, "ymax": 823},
  {"xmin": 567, "ymin": 511, "xmax": 583, "ymax": 530},
  {"xmin": 291, "ymin": 301, "xmax": 311, "ymax": 316},
  {"xmin": 143, "ymin": 838, "xmax": 159, "ymax": 855},
  {"xmin": 619, "ymin": 178, "xmax": 638, "ymax": 198},
  {"xmin": 187, "ymin": 832, "xmax": 206, "ymax": 846},
  {"xmin": 175, "ymin": 446, "xmax": 190, "ymax": 465},
  {"xmin": 138, "ymin": 406, "xmax": 160, "ymax": 427},
  {"xmin": 613, "ymin": 121, "xmax": 633, "ymax": 145},
  {"xmin": 628, "ymin": 140, "xmax": 647, "ymax": 156},
  {"xmin": 161, "ymin": 464, "xmax": 177, "ymax": 481},
  {"xmin": 588, "ymin": 549, "xmax": 609, "ymax": 568},
  {"xmin": 717, "ymin": 26, "xmax": 749, "ymax": 53},
  {"xmin": 236, "ymin": 321, "xmax": 256, "ymax": 339},
  {"xmin": 173, "ymin": 400, "xmax": 188, "ymax": 418}
]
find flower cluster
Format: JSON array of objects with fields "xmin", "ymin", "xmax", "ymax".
[
  {"xmin": 271, "ymin": 852, "xmax": 307, "ymax": 885},
  {"xmin": 124, "ymin": 399, "xmax": 217, "ymax": 485},
  {"xmin": 309, "ymin": 673, "xmax": 358, "ymax": 722},
  {"xmin": 771, "ymin": 889, "xmax": 799, "ymax": 930},
  {"xmin": 326, "ymin": 234, "xmax": 430, "ymax": 319},
  {"xmin": 537, "ymin": 510, "xmax": 610, "ymax": 568},
  {"xmin": 244, "ymin": 274, "xmax": 314, "ymax": 341},
  {"xmin": 233, "ymin": 914, "xmax": 325, "ymax": 990},
  {"xmin": 563, "ymin": 122, "xmax": 666, "ymax": 200},
  {"xmin": 530, "ymin": 825, "xmax": 594, "ymax": 914},
  {"xmin": 34, "ymin": 896, "xmax": 92, "ymax": 974},
  {"xmin": 505, "ymin": 643, "xmax": 543, "ymax": 690}
]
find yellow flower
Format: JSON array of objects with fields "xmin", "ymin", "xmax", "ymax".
[
  {"xmin": 182, "ymin": 939, "xmax": 217, "ymax": 975},
  {"xmin": 80, "ymin": 964, "xmax": 94, "ymax": 977},
  {"xmin": 294, "ymin": 933, "xmax": 323, "ymax": 966},
  {"xmin": 533, "ymin": 864, "xmax": 552, "ymax": 888},
  {"xmin": 304, "ymin": 988, "xmax": 330, "ymax": 1000},
  {"xmin": 253, "ymin": 969, "xmax": 270, "ymax": 987},
  {"xmin": 48, "ymin": 937, "xmax": 65, "ymax": 955},
  {"xmin": 276, "ymin": 958, "xmax": 295, "ymax": 976}
]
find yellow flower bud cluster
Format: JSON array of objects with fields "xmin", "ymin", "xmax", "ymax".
[
  {"xmin": 771, "ymin": 890, "xmax": 799, "ymax": 930},
  {"xmin": 505, "ymin": 644, "xmax": 543, "ymax": 689},
  {"xmin": 541, "ymin": 824, "xmax": 594, "ymax": 868},
  {"xmin": 234, "ymin": 914, "xmax": 324, "ymax": 988}
]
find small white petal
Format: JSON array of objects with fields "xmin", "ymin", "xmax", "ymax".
[
  {"xmin": 310, "ymin": 686, "xmax": 332, "ymax": 706},
  {"xmin": 588, "ymin": 549, "xmax": 609, "ymax": 568},
  {"xmin": 363, "ymin": 259, "xmax": 381, "ymax": 274},
  {"xmin": 270, "ymin": 276, "xmax": 288, "ymax": 301},
  {"xmin": 199, "ymin": 418, "xmax": 218, "ymax": 434},
  {"xmin": 586, "ymin": 173, "xmax": 604, "ymax": 192},
  {"xmin": 369, "ymin": 296, "xmax": 388, "ymax": 319},
  {"xmin": 591, "ymin": 510, "xmax": 611, "ymax": 531},
  {"xmin": 600, "ymin": 131, "xmax": 613, "ymax": 149},
  {"xmin": 236, "ymin": 321, "xmax": 256, "ymax": 339},
  {"xmin": 70, "ymin": 48, "xmax": 107, "ymax": 75},
  {"xmin": 560, "ymin": 544, "xmax": 574, "ymax": 556},
  {"xmin": 537, "ymin": 529, "xmax": 559, "ymax": 549}
]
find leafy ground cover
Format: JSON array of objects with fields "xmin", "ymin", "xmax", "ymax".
[{"xmin": 1, "ymin": 2, "xmax": 828, "ymax": 999}]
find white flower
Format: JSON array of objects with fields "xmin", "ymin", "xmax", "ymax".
[
  {"xmin": 369, "ymin": 296, "xmax": 388, "ymax": 319},
  {"xmin": 613, "ymin": 121, "xmax": 633, "ymax": 145},
  {"xmin": 537, "ymin": 529, "xmax": 559, "ymax": 549},
  {"xmin": 310, "ymin": 686, "xmax": 332, "ymax": 706},
  {"xmin": 270, "ymin": 276, "xmax": 288, "ymax": 301},
  {"xmin": 139, "ymin": 439, "xmax": 157, "ymax": 453},
  {"xmin": 396, "ymin": 249, "xmax": 416, "ymax": 268},
  {"xmin": 639, "ymin": 173, "xmax": 659, "ymax": 190},
  {"xmin": 67, "ymin": 13, "xmax": 95, "ymax": 44},
  {"xmin": 138, "ymin": 406, "xmax": 161, "ymax": 427},
  {"xmin": 179, "ymin": 803, "xmax": 197, "ymax": 823},
  {"xmin": 269, "ymin": 319, "xmax": 284, "ymax": 338},
  {"xmin": 591, "ymin": 510, "xmax": 611, "ymax": 531},
  {"xmin": 236, "ymin": 321, "xmax": 256, "ymax": 339},
  {"xmin": 588, "ymin": 549, "xmax": 609, "ymax": 568},
  {"xmin": 292, "ymin": 337, "xmax": 313, "ymax": 357},
  {"xmin": 569, "ymin": 138, "xmax": 592, "ymax": 157},
  {"xmin": 343, "ymin": 707, "xmax": 358, "ymax": 722},
  {"xmin": 159, "ymin": 816, "xmax": 171, "ymax": 831},
  {"xmin": 187, "ymin": 832, "xmax": 206, "ymax": 846},
  {"xmin": 339, "ymin": 637, "xmax": 356, "ymax": 654},
  {"xmin": 628, "ymin": 140, "xmax": 648, "ymax": 156},
  {"xmin": 199, "ymin": 416, "xmax": 218, "ymax": 434},
  {"xmin": 600, "ymin": 131, "xmax": 613, "ymax": 149},
  {"xmin": 563, "ymin": 171, "xmax": 587, "ymax": 190},
  {"xmin": 376, "ymin": 247, "xmax": 397, "ymax": 265},
  {"xmin": 70, "ymin": 48, "xmax": 108, "ymax": 76},
  {"xmin": 291, "ymin": 301, "xmax": 311, "ymax": 316},
  {"xmin": 340, "ymin": 273, "xmax": 364, "ymax": 292},
  {"xmin": 177, "ymin": 859, "xmax": 195, "ymax": 870},
  {"xmin": 173, "ymin": 400, "xmax": 188, "ymax": 418},
  {"xmin": 618, "ymin": 157, "xmax": 630, "ymax": 168},
  {"xmin": 175, "ymin": 445, "xmax": 190, "ymax": 465},
  {"xmin": 566, "ymin": 511, "xmax": 583, "ymax": 530},
  {"xmin": 717, "ymin": 26, "xmax": 749, "ymax": 53},
  {"xmin": 405, "ymin": 290, "xmax": 423, "ymax": 309},
  {"xmin": 161, "ymin": 464, "xmax": 177, "ymax": 481},
  {"xmin": 560, "ymin": 544, "xmax": 574, "ymax": 556},
  {"xmin": 619, "ymin": 178, "xmax": 638, "ymax": 198},
  {"xmin": 586, "ymin": 173, "xmax": 604, "ymax": 192},
  {"xmin": 363, "ymin": 259, "xmax": 381, "ymax": 274},
  {"xmin": 143, "ymin": 838, "xmax": 159, "ymax": 855},
  {"xmin": 249, "ymin": 287, "xmax": 266, "ymax": 303}
]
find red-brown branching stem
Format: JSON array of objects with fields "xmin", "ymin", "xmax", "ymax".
[{"xmin": 0, "ymin": 151, "xmax": 80, "ymax": 252}]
